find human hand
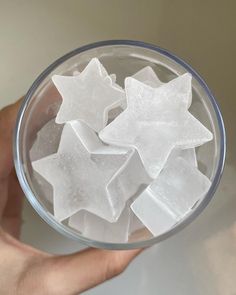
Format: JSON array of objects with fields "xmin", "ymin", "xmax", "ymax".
[{"xmin": 0, "ymin": 99, "xmax": 142, "ymax": 295}]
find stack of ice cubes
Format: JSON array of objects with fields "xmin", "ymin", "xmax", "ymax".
[{"xmin": 31, "ymin": 58, "xmax": 213, "ymax": 243}]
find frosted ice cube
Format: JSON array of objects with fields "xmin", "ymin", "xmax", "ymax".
[
  {"xmin": 69, "ymin": 201, "xmax": 146, "ymax": 242},
  {"xmin": 30, "ymin": 119, "xmax": 63, "ymax": 161},
  {"xmin": 73, "ymin": 69, "xmax": 122, "ymax": 122},
  {"xmin": 100, "ymin": 75, "xmax": 212, "ymax": 178},
  {"xmin": 99, "ymin": 71, "xmax": 126, "ymax": 110},
  {"xmin": 53, "ymin": 58, "xmax": 125, "ymax": 132},
  {"xmin": 115, "ymin": 66, "xmax": 164, "ymax": 111},
  {"xmin": 32, "ymin": 121, "xmax": 141, "ymax": 222},
  {"xmin": 74, "ymin": 70, "xmax": 117, "ymax": 87},
  {"xmin": 131, "ymin": 190, "xmax": 177, "ymax": 236},
  {"xmin": 132, "ymin": 66, "xmax": 163, "ymax": 88},
  {"xmin": 152, "ymin": 157, "xmax": 211, "ymax": 216},
  {"xmin": 30, "ymin": 119, "xmax": 63, "ymax": 204},
  {"xmin": 107, "ymin": 149, "xmax": 151, "ymax": 210},
  {"xmin": 167, "ymin": 148, "xmax": 197, "ymax": 167},
  {"xmin": 32, "ymin": 171, "xmax": 54, "ymax": 204},
  {"xmin": 69, "ymin": 206, "xmax": 130, "ymax": 243},
  {"xmin": 131, "ymin": 157, "xmax": 211, "ymax": 235}
]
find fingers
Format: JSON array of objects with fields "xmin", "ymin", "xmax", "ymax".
[
  {"xmin": 0, "ymin": 178, "xmax": 8, "ymax": 218},
  {"xmin": 0, "ymin": 99, "xmax": 24, "ymax": 235},
  {"xmin": 38, "ymin": 248, "xmax": 142, "ymax": 295},
  {"xmin": 1, "ymin": 170, "xmax": 24, "ymax": 238},
  {"xmin": 0, "ymin": 99, "xmax": 23, "ymax": 178}
]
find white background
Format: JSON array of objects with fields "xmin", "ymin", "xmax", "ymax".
[{"xmin": 1, "ymin": 1, "xmax": 236, "ymax": 294}]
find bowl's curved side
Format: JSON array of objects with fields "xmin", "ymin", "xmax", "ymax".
[{"xmin": 14, "ymin": 40, "xmax": 226, "ymax": 249}]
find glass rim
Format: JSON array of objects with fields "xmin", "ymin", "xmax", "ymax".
[{"xmin": 14, "ymin": 40, "xmax": 226, "ymax": 250}]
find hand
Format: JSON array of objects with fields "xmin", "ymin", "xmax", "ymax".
[{"xmin": 0, "ymin": 99, "xmax": 142, "ymax": 295}]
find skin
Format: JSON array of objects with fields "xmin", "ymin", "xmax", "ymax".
[{"xmin": 0, "ymin": 99, "xmax": 142, "ymax": 295}]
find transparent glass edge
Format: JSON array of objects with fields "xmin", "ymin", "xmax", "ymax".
[{"xmin": 13, "ymin": 40, "xmax": 226, "ymax": 250}]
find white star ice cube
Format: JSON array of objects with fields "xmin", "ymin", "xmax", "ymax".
[
  {"xmin": 53, "ymin": 58, "xmax": 125, "ymax": 132},
  {"xmin": 32, "ymin": 121, "xmax": 148, "ymax": 222},
  {"xmin": 131, "ymin": 157, "xmax": 211, "ymax": 236},
  {"xmin": 132, "ymin": 66, "xmax": 163, "ymax": 88},
  {"xmin": 119, "ymin": 66, "xmax": 163, "ymax": 111},
  {"xmin": 100, "ymin": 75, "xmax": 212, "ymax": 178},
  {"xmin": 73, "ymin": 69, "xmax": 118, "ymax": 87}
]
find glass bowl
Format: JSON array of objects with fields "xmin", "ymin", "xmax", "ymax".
[{"xmin": 14, "ymin": 40, "xmax": 226, "ymax": 250}]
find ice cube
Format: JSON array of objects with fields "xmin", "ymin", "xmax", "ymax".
[
  {"xmin": 69, "ymin": 206, "xmax": 130, "ymax": 243},
  {"xmin": 53, "ymin": 58, "xmax": 125, "ymax": 132},
  {"xmin": 167, "ymin": 148, "xmax": 197, "ymax": 167},
  {"xmin": 132, "ymin": 66, "xmax": 163, "ymax": 88},
  {"xmin": 100, "ymin": 75, "xmax": 212, "ymax": 178},
  {"xmin": 107, "ymin": 149, "xmax": 151, "ymax": 210},
  {"xmin": 73, "ymin": 70, "xmax": 117, "ymax": 87},
  {"xmin": 73, "ymin": 69, "xmax": 122, "ymax": 122},
  {"xmin": 30, "ymin": 119, "xmax": 64, "ymax": 204},
  {"xmin": 69, "ymin": 200, "xmax": 147, "ymax": 242},
  {"xmin": 131, "ymin": 157, "xmax": 211, "ymax": 235},
  {"xmin": 131, "ymin": 190, "xmax": 178, "ymax": 236},
  {"xmin": 32, "ymin": 121, "xmax": 144, "ymax": 222},
  {"xmin": 152, "ymin": 157, "xmax": 211, "ymax": 216},
  {"xmin": 116, "ymin": 66, "xmax": 163, "ymax": 111},
  {"xmin": 30, "ymin": 119, "xmax": 63, "ymax": 161}
]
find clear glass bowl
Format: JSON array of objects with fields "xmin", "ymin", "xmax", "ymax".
[{"xmin": 14, "ymin": 40, "xmax": 226, "ymax": 250}]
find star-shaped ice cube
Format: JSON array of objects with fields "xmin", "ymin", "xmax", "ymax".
[
  {"xmin": 73, "ymin": 69, "xmax": 118, "ymax": 88},
  {"xmin": 132, "ymin": 66, "xmax": 163, "ymax": 88},
  {"xmin": 32, "ymin": 121, "xmax": 146, "ymax": 222},
  {"xmin": 132, "ymin": 67, "xmax": 191, "ymax": 107},
  {"xmin": 119, "ymin": 66, "xmax": 163, "ymax": 111},
  {"xmin": 53, "ymin": 58, "xmax": 125, "ymax": 132},
  {"xmin": 99, "ymin": 74, "xmax": 213, "ymax": 178}
]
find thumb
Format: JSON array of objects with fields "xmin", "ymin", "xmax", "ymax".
[
  {"xmin": 28, "ymin": 247, "xmax": 142, "ymax": 295},
  {"xmin": 1, "ymin": 230, "xmax": 142, "ymax": 295}
]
